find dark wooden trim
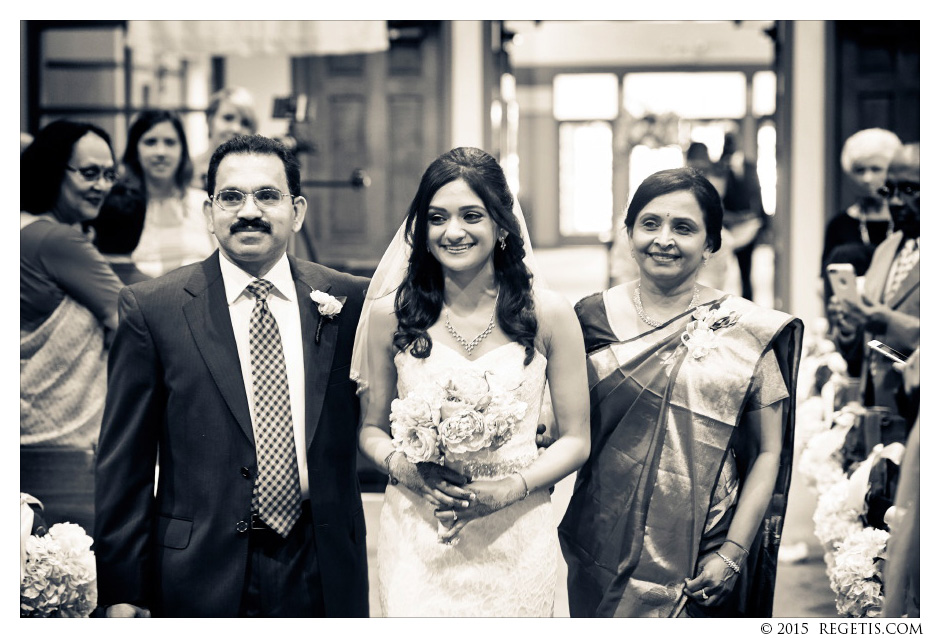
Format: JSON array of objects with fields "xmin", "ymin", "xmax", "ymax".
[
  {"xmin": 210, "ymin": 56, "xmax": 225, "ymax": 93},
  {"xmin": 515, "ymin": 63, "xmax": 773, "ymax": 86},
  {"xmin": 44, "ymin": 60, "xmax": 123, "ymax": 70},
  {"xmin": 25, "ymin": 22, "xmax": 42, "ymax": 134},
  {"xmin": 825, "ymin": 21, "xmax": 839, "ymax": 226},
  {"xmin": 773, "ymin": 20, "xmax": 793, "ymax": 313}
]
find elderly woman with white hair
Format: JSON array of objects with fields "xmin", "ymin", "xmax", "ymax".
[{"xmin": 821, "ymin": 127, "xmax": 902, "ymax": 275}]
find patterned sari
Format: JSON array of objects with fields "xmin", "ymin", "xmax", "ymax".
[{"xmin": 559, "ymin": 292, "xmax": 802, "ymax": 617}]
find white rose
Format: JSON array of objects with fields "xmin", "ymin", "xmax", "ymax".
[
  {"xmin": 439, "ymin": 408, "xmax": 491, "ymax": 457},
  {"xmin": 310, "ymin": 290, "xmax": 344, "ymax": 317},
  {"xmin": 392, "ymin": 421, "xmax": 440, "ymax": 464}
]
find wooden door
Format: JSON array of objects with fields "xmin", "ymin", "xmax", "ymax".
[
  {"xmin": 290, "ymin": 24, "xmax": 444, "ymax": 276},
  {"xmin": 832, "ymin": 20, "xmax": 919, "ymax": 215}
]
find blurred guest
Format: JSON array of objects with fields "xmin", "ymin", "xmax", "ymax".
[
  {"xmin": 191, "ymin": 87, "xmax": 258, "ymax": 191},
  {"xmin": 89, "ymin": 183, "xmax": 151, "ymax": 286},
  {"xmin": 822, "ymin": 128, "xmax": 902, "ymax": 275},
  {"xmin": 882, "ymin": 347, "xmax": 919, "ymax": 618},
  {"xmin": 122, "ymin": 110, "xmax": 215, "ymax": 278},
  {"xmin": 20, "ymin": 120, "xmax": 123, "ymax": 447},
  {"xmin": 714, "ymin": 132, "xmax": 766, "ymax": 301},
  {"xmin": 832, "ymin": 143, "xmax": 919, "ymax": 425},
  {"xmin": 685, "ymin": 142, "xmax": 741, "ymax": 294}
]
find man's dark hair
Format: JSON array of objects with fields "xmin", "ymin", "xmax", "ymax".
[
  {"xmin": 89, "ymin": 183, "xmax": 147, "ymax": 255},
  {"xmin": 206, "ymin": 134, "xmax": 301, "ymax": 197}
]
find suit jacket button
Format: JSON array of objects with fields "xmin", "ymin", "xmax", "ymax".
[
  {"xmin": 236, "ymin": 520, "xmax": 249, "ymax": 533},
  {"xmin": 240, "ymin": 466, "xmax": 251, "ymax": 478}
]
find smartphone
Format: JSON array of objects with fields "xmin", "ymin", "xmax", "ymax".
[
  {"xmin": 867, "ymin": 339, "xmax": 908, "ymax": 364},
  {"xmin": 827, "ymin": 263, "xmax": 860, "ymax": 305}
]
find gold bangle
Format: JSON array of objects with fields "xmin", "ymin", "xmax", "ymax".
[
  {"xmin": 514, "ymin": 471, "xmax": 529, "ymax": 500},
  {"xmin": 724, "ymin": 539, "xmax": 750, "ymax": 556},
  {"xmin": 716, "ymin": 551, "xmax": 741, "ymax": 574},
  {"xmin": 383, "ymin": 450, "xmax": 399, "ymax": 485}
]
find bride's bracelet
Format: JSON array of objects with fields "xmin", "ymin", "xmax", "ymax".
[
  {"xmin": 513, "ymin": 471, "xmax": 530, "ymax": 501},
  {"xmin": 384, "ymin": 450, "xmax": 400, "ymax": 486}
]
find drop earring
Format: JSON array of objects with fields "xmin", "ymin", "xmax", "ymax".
[{"xmin": 500, "ymin": 235, "xmax": 507, "ymax": 250}]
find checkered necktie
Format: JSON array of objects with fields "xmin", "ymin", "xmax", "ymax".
[
  {"xmin": 884, "ymin": 238, "xmax": 919, "ymax": 302},
  {"xmin": 246, "ymin": 279, "xmax": 301, "ymax": 537}
]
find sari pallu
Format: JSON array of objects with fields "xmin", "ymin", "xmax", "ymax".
[
  {"xmin": 559, "ymin": 294, "xmax": 802, "ymax": 617},
  {"xmin": 20, "ymin": 295, "xmax": 107, "ymax": 448}
]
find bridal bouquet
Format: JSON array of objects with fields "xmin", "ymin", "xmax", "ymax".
[
  {"xmin": 390, "ymin": 369, "xmax": 527, "ymax": 465},
  {"xmin": 21, "ymin": 521, "xmax": 97, "ymax": 617}
]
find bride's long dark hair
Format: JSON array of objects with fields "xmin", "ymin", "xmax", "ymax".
[{"xmin": 393, "ymin": 147, "xmax": 538, "ymax": 366}]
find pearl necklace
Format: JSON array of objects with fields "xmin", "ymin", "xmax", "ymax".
[
  {"xmin": 633, "ymin": 283, "xmax": 700, "ymax": 328},
  {"xmin": 443, "ymin": 292, "xmax": 499, "ymax": 355}
]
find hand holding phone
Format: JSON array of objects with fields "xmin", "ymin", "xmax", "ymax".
[
  {"xmin": 827, "ymin": 263, "xmax": 860, "ymax": 305},
  {"xmin": 867, "ymin": 339, "xmax": 908, "ymax": 364}
]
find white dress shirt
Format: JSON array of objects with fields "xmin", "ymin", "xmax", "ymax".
[{"xmin": 219, "ymin": 251, "xmax": 309, "ymax": 500}]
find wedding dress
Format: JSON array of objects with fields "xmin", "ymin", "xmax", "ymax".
[{"xmin": 377, "ymin": 341, "xmax": 557, "ymax": 617}]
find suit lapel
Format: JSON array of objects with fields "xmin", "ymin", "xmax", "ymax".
[
  {"xmin": 182, "ymin": 254, "xmax": 254, "ymax": 444},
  {"xmin": 864, "ymin": 232, "xmax": 900, "ymax": 304},
  {"xmin": 887, "ymin": 254, "xmax": 919, "ymax": 308},
  {"xmin": 291, "ymin": 257, "xmax": 340, "ymax": 451}
]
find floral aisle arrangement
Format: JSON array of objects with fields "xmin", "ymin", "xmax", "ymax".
[
  {"xmin": 794, "ymin": 322, "xmax": 905, "ymax": 618},
  {"xmin": 829, "ymin": 527, "xmax": 890, "ymax": 617},
  {"xmin": 390, "ymin": 369, "xmax": 527, "ymax": 465},
  {"xmin": 20, "ymin": 494, "xmax": 97, "ymax": 617}
]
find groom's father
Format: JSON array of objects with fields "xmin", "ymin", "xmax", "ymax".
[{"xmin": 94, "ymin": 135, "xmax": 370, "ymax": 617}]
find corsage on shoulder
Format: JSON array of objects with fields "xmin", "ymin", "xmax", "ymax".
[
  {"xmin": 680, "ymin": 302, "xmax": 741, "ymax": 360},
  {"xmin": 310, "ymin": 290, "xmax": 345, "ymax": 344}
]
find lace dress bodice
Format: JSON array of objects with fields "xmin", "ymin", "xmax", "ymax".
[{"xmin": 377, "ymin": 341, "xmax": 558, "ymax": 617}]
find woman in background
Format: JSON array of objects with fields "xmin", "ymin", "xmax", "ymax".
[
  {"xmin": 21, "ymin": 120, "xmax": 123, "ymax": 447},
  {"xmin": 822, "ymin": 128, "xmax": 902, "ymax": 275},
  {"xmin": 121, "ymin": 109, "xmax": 215, "ymax": 278},
  {"xmin": 191, "ymin": 87, "xmax": 258, "ymax": 191},
  {"xmin": 560, "ymin": 167, "xmax": 802, "ymax": 617}
]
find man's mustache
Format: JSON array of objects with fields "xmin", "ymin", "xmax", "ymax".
[{"xmin": 230, "ymin": 218, "xmax": 272, "ymax": 233}]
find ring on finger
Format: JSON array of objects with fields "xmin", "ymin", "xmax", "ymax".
[
  {"xmin": 452, "ymin": 510, "xmax": 458, "ymax": 521},
  {"xmin": 701, "ymin": 590, "xmax": 709, "ymax": 601}
]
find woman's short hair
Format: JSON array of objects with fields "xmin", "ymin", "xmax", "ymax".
[
  {"xmin": 206, "ymin": 87, "xmax": 258, "ymax": 136},
  {"xmin": 624, "ymin": 166, "xmax": 724, "ymax": 252},
  {"xmin": 20, "ymin": 120, "xmax": 114, "ymax": 215},
  {"xmin": 123, "ymin": 110, "xmax": 194, "ymax": 191},
  {"xmin": 840, "ymin": 128, "xmax": 902, "ymax": 174}
]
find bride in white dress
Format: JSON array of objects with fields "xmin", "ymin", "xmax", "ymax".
[{"xmin": 354, "ymin": 147, "xmax": 590, "ymax": 617}]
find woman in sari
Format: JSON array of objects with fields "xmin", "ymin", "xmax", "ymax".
[
  {"xmin": 559, "ymin": 167, "xmax": 803, "ymax": 617},
  {"xmin": 21, "ymin": 120, "xmax": 123, "ymax": 447}
]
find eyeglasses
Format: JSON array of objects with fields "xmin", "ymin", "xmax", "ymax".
[
  {"xmin": 66, "ymin": 164, "xmax": 118, "ymax": 184},
  {"xmin": 211, "ymin": 188, "xmax": 293, "ymax": 211},
  {"xmin": 877, "ymin": 181, "xmax": 919, "ymax": 199}
]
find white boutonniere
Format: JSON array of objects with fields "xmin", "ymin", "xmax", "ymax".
[{"xmin": 310, "ymin": 290, "xmax": 346, "ymax": 344}]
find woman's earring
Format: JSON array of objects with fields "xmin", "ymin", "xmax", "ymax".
[{"xmin": 500, "ymin": 235, "xmax": 507, "ymax": 250}]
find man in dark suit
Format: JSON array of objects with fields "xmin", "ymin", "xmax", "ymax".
[
  {"xmin": 833, "ymin": 143, "xmax": 919, "ymax": 423},
  {"xmin": 94, "ymin": 134, "xmax": 370, "ymax": 617}
]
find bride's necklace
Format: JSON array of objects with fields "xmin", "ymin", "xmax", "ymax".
[
  {"xmin": 633, "ymin": 283, "xmax": 700, "ymax": 328},
  {"xmin": 443, "ymin": 291, "xmax": 499, "ymax": 355}
]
